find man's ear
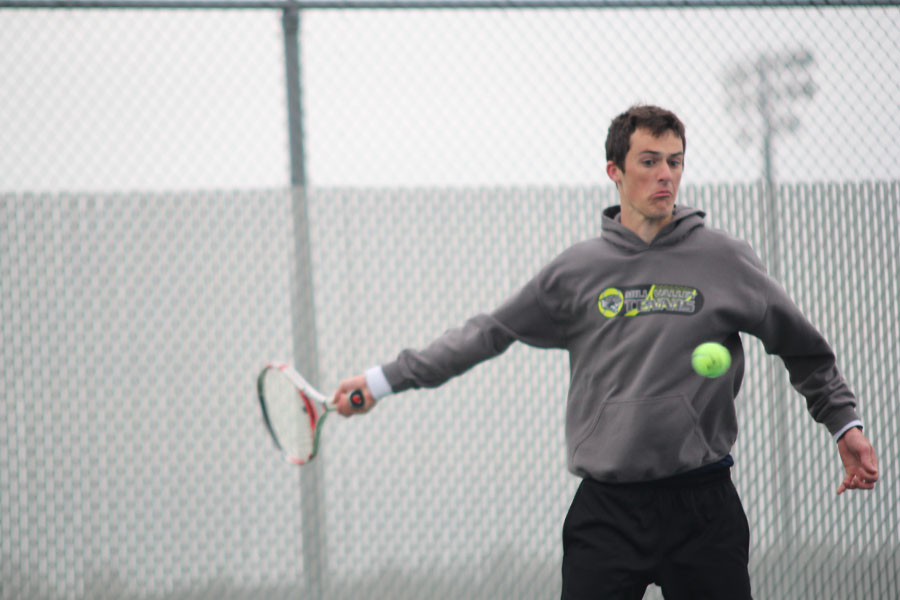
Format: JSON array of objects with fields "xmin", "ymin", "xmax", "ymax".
[{"xmin": 606, "ymin": 161, "xmax": 622, "ymax": 185}]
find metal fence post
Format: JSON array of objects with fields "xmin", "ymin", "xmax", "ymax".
[{"xmin": 283, "ymin": 7, "xmax": 327, "ymax": 600}]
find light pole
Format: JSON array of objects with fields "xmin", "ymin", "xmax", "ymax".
[
  {"xmin": 723, "ymin": 47, "xmax": 817, "ymax": 557},
  {"xmin": 724, "ymin": 47, "xmax": 817, "ymax": 193}
]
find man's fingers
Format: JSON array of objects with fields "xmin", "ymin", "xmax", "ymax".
[
  {"xmin": 337, "ymin": 391, "xmax": 360, "ymax": 416},
  {"xmin": 331, "ymin": 375, "xmax": 370, "ymax": 417},
  {"xmin": 855, "ymin": 454, "xmax": 879, "ymax": 483},
  {"xmin": 334, "ymin": 386, "xmax": 374, "ymax": 417},
  {"xmin": 837, "ymin": 474, "xmax": 853, "ymax": 495},
  {"xmin": 837, "ymin": 472, "xmax": 878, "ymax": 495},
  {"xmin": 863, "ymin": 459, "xmax": 879, "ymax": 478}
]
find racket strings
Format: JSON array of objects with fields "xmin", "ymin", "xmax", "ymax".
[{"xmin": 261, "ymin": 369, "xmax": 316, "ymax": 462}]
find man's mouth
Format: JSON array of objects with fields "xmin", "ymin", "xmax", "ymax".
[{"xmin": 652, "ymin": 191, "xmax": 672, "ymax": 198}]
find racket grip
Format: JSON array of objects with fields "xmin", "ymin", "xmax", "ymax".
[{"xmin": 348, "ymin": 389, "xmax": 366, "ymax": 409}]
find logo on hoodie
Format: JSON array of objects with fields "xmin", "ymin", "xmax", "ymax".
[{"xmin": 598, "ymin": 284, "xmax": 702, "ymax": 318}]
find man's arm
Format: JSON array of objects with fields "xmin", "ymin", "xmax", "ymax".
[
  {"xmin": 739, "ymin": 249, "xmax": 878, "ymax": 493},
  {"xmin": 331, "ymin": 267, "xmax": 567, "ymax": 416}
]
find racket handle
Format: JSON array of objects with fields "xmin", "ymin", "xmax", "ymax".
[{"xmin": 349, "ymin": 389, "xmax": 366, "ymax": 409}]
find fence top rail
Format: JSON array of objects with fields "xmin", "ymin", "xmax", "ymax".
[{"xmin": 2, "ymin": 0, "xmax": 898, "ymax": 9}]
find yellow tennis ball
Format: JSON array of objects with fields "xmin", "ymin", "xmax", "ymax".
[{"xmin": 692, "ymin": 342, "xmax": 731, "ymax": 378}]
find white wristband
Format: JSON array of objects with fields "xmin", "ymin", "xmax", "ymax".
[{"xmin": 365, "ymin": 366, "xmax": 394, "ymax": 400}]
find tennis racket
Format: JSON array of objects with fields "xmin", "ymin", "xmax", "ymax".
[{"xmin": 257, "ymin": 362, "xmax": 365, "ymax": 465}]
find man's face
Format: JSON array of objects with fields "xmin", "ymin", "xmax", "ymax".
[{"xmin": 607, "ymin": 128, "xmax": 684, "ymax": 223}]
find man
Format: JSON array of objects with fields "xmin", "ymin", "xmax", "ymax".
[{"xmin": 331, "ymin": 105, "xmax": 879, "ymax": 599}]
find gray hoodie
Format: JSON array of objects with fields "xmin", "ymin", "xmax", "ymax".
[{"xmin": 375, "ymin": 205, "xmax": 861, "ymax": 482}]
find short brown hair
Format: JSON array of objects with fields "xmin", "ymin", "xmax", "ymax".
[{"xmin": 605, "ymin": 105, "xmax": 686, "ymax": 171}]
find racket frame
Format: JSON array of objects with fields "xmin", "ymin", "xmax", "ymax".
[{"xmin": 257, "ymin": 362, "xmax": 334, "ymax": 465}]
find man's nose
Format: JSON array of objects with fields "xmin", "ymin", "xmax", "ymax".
[{"xmin": 658, "ymin": 162, "xmax": 672, "ymax": 181}]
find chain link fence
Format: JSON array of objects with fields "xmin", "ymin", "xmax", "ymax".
[
  {"xmin": 3, "ymin": 185, "xmax": 898, "ymax": 600},
  {"xmin": 2, "ymin": 3, "xmax": 899, "ymax": 600},
  {"xmin": 1, "ymin": 3, "xmax": 899, "ymax": 191}
]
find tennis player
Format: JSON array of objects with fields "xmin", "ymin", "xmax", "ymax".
[{"xmin": 332, "ymin": 105, "xmax": 879, "ymax": 599}]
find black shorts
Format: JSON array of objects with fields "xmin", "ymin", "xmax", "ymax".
[{"xmin": 561, "ymin": 469, "xmax": 752, "ymax": 600}]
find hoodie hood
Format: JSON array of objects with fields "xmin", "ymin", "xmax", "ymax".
[{"xmin": 602, "ymin": 205, "xmax": 706, "ymax": 252}]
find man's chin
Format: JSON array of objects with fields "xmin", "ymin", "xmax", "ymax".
[{"xmin": 649, "ymin": 202, "xmax": 675, "ymax": 220}]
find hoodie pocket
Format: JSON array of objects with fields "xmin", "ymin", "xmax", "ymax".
[{"xmin": 572, "ymin": 395, "xmax": 713, "ymax": 482}]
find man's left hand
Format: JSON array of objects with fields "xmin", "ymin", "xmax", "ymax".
[{"xmin": 836, "ymin": 427, "xmax": 879, "ymax": 495}]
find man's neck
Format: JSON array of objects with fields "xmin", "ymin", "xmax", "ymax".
[{"xmin": 620, "ymin": 208, "xmax": 674, "ymax": 245}]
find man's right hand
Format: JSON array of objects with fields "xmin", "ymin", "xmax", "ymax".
[{"xmin": 331, "ymin": 375, "xmax": 376, "ymax": 417}]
